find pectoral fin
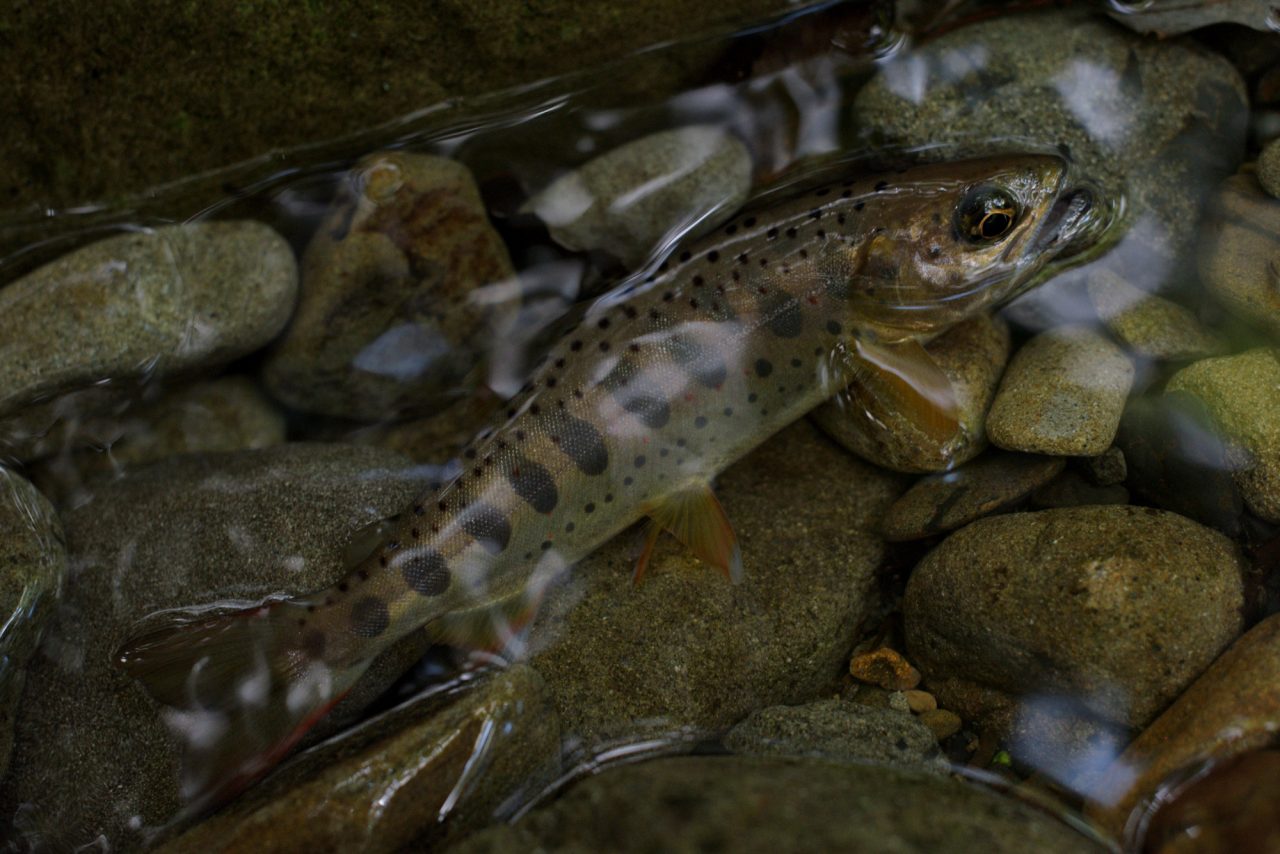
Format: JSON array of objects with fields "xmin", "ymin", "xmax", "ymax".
[
  {"xmin": 634, "ymin": 484, "xmax": 743, "ymax": 585},
  {"xmin": 848, "ymin": 337, "xmax": 960, "ymax": 444},
  {"xmin": 429, "ymin": 589, "xmax": 545, "ymax": 655}
]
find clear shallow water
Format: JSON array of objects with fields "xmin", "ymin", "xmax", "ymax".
[{"xmin": 0, "ymin": 2, "xmax": 1275, "ymax": 851}]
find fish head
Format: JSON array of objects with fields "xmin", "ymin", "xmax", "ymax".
[{"xmin": 839, "ymin": 153, "xmax": 1116, "ymax": 340}]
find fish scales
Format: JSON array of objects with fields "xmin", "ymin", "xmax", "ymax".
[{"xmin": 115, "ymin": 153, "xmax": 1113, "ymax": 810}]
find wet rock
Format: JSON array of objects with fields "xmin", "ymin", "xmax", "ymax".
[
  {"xmin": 1030, "ymin": 469, "xmax": 1129, "ymax": 509},
  {"xmin": 987, "ymin": 327, "xmax": 1134, "ymax": 457},
  {"xmin": 1086, "ymin": 271, "xmax": 1221, "ymax": 361},
  {"xmin": 451, "ymin": 756, "xmax": 1106, "ymax": 853},
  {"xmin": 0, "ymin": 444, "xmax": 426, "ymax": 849},
  {"xmin": 1166, "ymin": 348, "xmax": 1280, "ymax": 523},
  {"xmin": 1085, "ymin": 446, "xmax": 1127, "ymax": 486},
  {"xmin": 0, "ymin": 222, "xmax": 297, "ymax": 420},
  {"xmin": 853, "ymin": 10, "xmax": 1246, "ymax": 318},
  {"xmin": 723, "ymin": 698, "xmax": 946, "ymax": 771},
  {"xmin": 29, "ymin": 376, "xmax": 285, "ymax": 503},
  {"xmin": 159, "ymin": 665, "xmax": 560, "ymax": 853},
  {"xmin": 1087, "ymin": 613, "xmax": 1280, "ymax": 839},
  {"xmin": 1259, "ymin": 140, "xmax": 1280, "ymax": 198},
  {"xmin": 523, "ymin": 125, "xmax": 752, "ymax": 268},
  {"xmin": 1198, "ymin": 172, "xmax": 1280, "ymax": 335},
  {"xmin": 528, "ymin": 421, "xmax": 905, "ymax": 745},
  {"xmin": 350, "ymin": 391, "xmax": 505, "ymax": 465},
  {"xmin": 904, "ymin": 507, "xmax": 1245, "ymax": 760},
  {"xmin": 1117, "ymin": 392, "xmax": 1244, "ymax": 535},
  {"xmin": 263, "ymin": 151, "xmax": 516, "ymax": 421},
  {"xmin": 881, "ymin": 451, "xmax": 1065, "ymax": 542},
  {"xmin": 919, "ymin": 709, "xmax": 962, "ymax": 742},
  {"xmin": 813, "ymin": 315, "xmax": 1010, "ymax": 473},
  {"xmin": 0, "ymin": 470, "xmax": 65, "ymax": 780},
  {"xmin": 849, "ymin": 648, "xmax": 921, "ymax": 691},
  {"xmin": 903, "ymin": 689, "xmax": 937, "ymax": 714}
]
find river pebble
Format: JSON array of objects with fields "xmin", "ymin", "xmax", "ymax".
[
  {"xmin": 450, "ymin": 756, "xmax": 1106, "ymax": 853},
  {"xmin": 159, "ymin": 665, "xmax": 560, "ymax": 853},
  {"xmin": 0, "ymin": 444, "xmax": 427, "ymax": 849},
  {"xmin": 1087, "ymin": 613, "xmax": 1280, "ymax": 840},
  {"xmin": 263, "ymin": 151, "xmax": 515, "ymax": 421},
  {"xmin": 723, "ymin": 698, "xmax": 946, "ymax": 771},
  {"xmin": 881, "ymin": 451, "xmax": 1065, "ymax": 542},
  {"xmin": 904, "ymin": 506, "xmax": 1245, "ymax": 773},
  {"xmin": 1198, "ymin": 171, "xmax": 1280, "ymax": 336},
  {"xmin": 523, "ymin": 125, "xmax": 752, "ymax": 269},
  {"xmin": 1085, "ymin": 446, "xmax": 1127, "ymax": 486},
  {"xmin": 527, "ymin": 421, "xmax": 905, "ymax": 746},
  {"xmin": 1166, "ymin": 348, "xmax": 1280, "ymax": 523},
  {"xmin": 1259, "ymin": 139, "xmax": 1280, "ymax": 198},
  {"xmin": 1030, "ymin": 470, "xmax": 1129, "ymax": 509},
  {"xmin": 986, "ymin": 327, "xmax": 1134, "ymax": 457},
  {"xmin": 812, "ymin": 315, "xmax": 1010, "ymax": 473},
  {"xmin": 0, "ymin": 470, "xmax": 65, "ymax": 780},
  {"xmin": 0, "ymin": 222, "xmax": 297, "ymax": 420},
  {"xmin": 1086, "ymin": 271, "xmax": 1221, "ymax": 361}
]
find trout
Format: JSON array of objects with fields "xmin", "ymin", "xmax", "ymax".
[{"xmin": 117, "ymin": 153, "xmax": 1112, "ymax": 810}]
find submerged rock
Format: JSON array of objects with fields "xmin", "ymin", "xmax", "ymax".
[
  {"xmin": 1029, "ymin": 469, "xmax": 1129, "ymax": 510},
  {"xmin": 1166, "ymin": 348, "xmax": 1280, "ymax": 523},
  {"xmin": 1088, "ymin": 613, "xmax": 1280, "ymax": 840},
  {"xmin": 0, "ymin": 222, "xmax": 297, "ymax": 420},
  {"xmin": 523, "ymin": 125, "xmax": 752, "ymax": 269},
  {"xmin": 159, "ymin": 665, "xmax": 560, "ymax": 853},
  {"xmin": 904, "ymin": 506, "xmax": 1244, "ymax": 775},
  {"xmin": 853, "ymin": 9, "xmax": 1246, "ymax": 319},
  {"xmin": 263, "ymin": 151, "xmax": 516, "ymax": 421},
  {"xmin": 527, "ymin": 421, "xmax": 905, "ymax": 746},
  {"xmin": 1260, "ymin": 141, "xmax": 1280, "ymax": 199},
  {"xmin": 986, "ymin": 326, "xmax": 1133, "ymax": 457},
  {"xmin": 0, "ymin": 444, "xmax": 425, "ymax": 849},
  {"xmin": 0, "ymin": 469, "xmax": 65, "ymax": 780},
  {"xmin": 813, "ymin": 314, "xmax": 1010, "ymax": 473},
  {"xmin": 451, "ymin": 755, "xmax": 1106, "ymax": 853},
  {"xmin": 1198, "ymin": 172, "xmax": 1280, "ymax": 336},
  {"xmin": 1086, "ymin": 271, "xmax": 1221, "ymax": 362},
  {"xmin": 723, "ymin": 698, "xmax": 946, "ymax": 771},
  {"xmin": 880, "ymin": 451, "xmax": 1065, "ymax": 541}
]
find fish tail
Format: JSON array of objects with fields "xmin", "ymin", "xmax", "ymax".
[{"xmin": 114, "ymin": 600, "xmax": 365, "ymax": 812}]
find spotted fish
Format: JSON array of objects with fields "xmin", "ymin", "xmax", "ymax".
[{"xmin": 116, "ymin": 153, "xmax": 1111, "ymax": 811}]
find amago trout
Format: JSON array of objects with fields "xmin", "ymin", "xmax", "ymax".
[{"xmin": 117, "ymin": 153, "xmax": 1112, "ymax": 810}]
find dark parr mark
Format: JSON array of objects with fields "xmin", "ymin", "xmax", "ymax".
[
  {"xmin": 549, "ymin": 412, "xmax": 610, "ymax": 475},
  {"xmin": 459, "ymin": 503, "xmax": 512, "ymax": 554},
  {"xmin": 350, "ymin": 596, "xmax": 391, "ymax": 638},
  {"xmin": 761, "ymin": 292, "xmax": 803, "ymax": 338},
  {"xmin": 670, "ymin": 334, "xmax": 727, "ymax": 388},
  {"xmin": 403, "ymin": 549, "xmax": 452, "ymax": 595},
  {"xmin": 507, "ymin": 457, "xmax": 559, "ymax": 513},
  {"xmin": 622, "ymin": 394, "xmax": 671, "ymax": 429},
  {"xmin": 826, "ymin": 320, "xmax": 843, "ymax": 335}
]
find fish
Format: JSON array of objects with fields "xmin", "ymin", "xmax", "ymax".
[{"xmin": 115, "ymin": 152, "xmax": 1112, "ymax": 812}]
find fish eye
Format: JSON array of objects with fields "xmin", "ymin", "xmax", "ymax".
[{"xmin": 955, "ymin": 186, "xmax": 1019, "ymax": 244}]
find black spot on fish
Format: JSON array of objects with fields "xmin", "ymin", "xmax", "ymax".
[
  {"xmin": 743, "ymin": 217, "xmax": 757, "ymax": 227},
  {"xmin": 707, "ymin": 250, "xmax": 720, "ymax": 263},
  {"xmin": 791, "ymin": 358, "xmax": 802, "ymax": 368},
  {"xmin": 826, "ymin": 320, "xmax": 842, "ymax": 335},
  {"xmin": 598, "ymin": 317, "xmax": 611, "ymax": 330},
  {"xmin": 634, "ymin": 455, "xmax": 646, "ymax": 468},
  {"xmin": 874, "ymin": 181, "xmax": 888, "ymax": 191},
  {"xmin": 767, "ymin": 227, "xmax": 779, "ymax": 239},
  {"xmin": 841, "ymin": 189, "xmax": 852, "ymax": 199},
  {"xmin": 459, "ymin": 503, "xmax": 511, "ymax": 553},
  {"xmin": 507, "ymin": 457, "xmax": 558, "ymax": 513},
  {"xmin": 694, "ymin": 416, "xmax": 708, "ymax": 429},
  {"xmin": 566, "ymin": 522, "xmax": 576, "ymax": 533},
  {"xmin": 854, "ymin": 201, "xmax": 865, "ymax": 211},
  {"xmin": 585, "ymin": 502, "xmax": 596, "ymax": 513},
  {"xmin": 748, "ymin": 393, "xmax": 759, "ymax": 403},
  {"xmin": 826, "ymin": 278, "xmax": 851, "ymax": 301},
  {"xmin": 605, "ymin": 493, "xmax": 614, "ymax": 503},
  {"xmin": 680, "ymin": 250, "xmax": 692, "ymax": 262},
  {"xmin": 599, "ymin": 341, "xmax": 611, "ymax": 352},
  {"xmin": 302, "ymin": 629, "xmax": 327, "ymax": 658},
  {"xmin": 350, "ymin": 596, "xmax": 390, "ymax": 637},
  {"xmin": 786, "ymin": 227, "xmax": 798, "ymax": 238},
  {"xmin": 571, "ymin": 340, "xmax": 583, "ymax": 351},
  {"xmin": 403, "ymin": 549, "xmax": 451, "ymax": 596},
  {"xmin": 755, "ymin": 359, "xmax": 773, "ymax": 377},
  {"xmin": 541, "ymin": 540, "xmax": 553, "ymax": 551},
  {"xmin": 549, "ymin": 412, "xmax": 609, "ymax": 475},
  {"xmin": 723, "ymin": 407, "xmax": 733, "ymax": 416}
]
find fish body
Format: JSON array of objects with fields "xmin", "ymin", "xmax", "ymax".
[{"xmin": 118, "ymin": 153, "xmax": 1111, "ymax": 810}]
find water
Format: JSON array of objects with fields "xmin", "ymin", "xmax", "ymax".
[{"xmin": 0, "ymin": 1, "xmax": 1275, "ymax": 851}]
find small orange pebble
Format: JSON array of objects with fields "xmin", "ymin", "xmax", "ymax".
[
  {"xmin": 903, "ymin": 689, "xmax": 937, "ymax": 714},
  {"xmin": 920, "ymin": 709, "xmax": 962, "ymax": 741},
  {"xmin": 849, "ymin": 647, "xmax": 922, "ymax": 691}
]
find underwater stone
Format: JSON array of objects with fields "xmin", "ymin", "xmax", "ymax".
[
  {"xmin": 1087, "ymin": 613, "xmax": 1280, "ymax": 840},
  {"xmin": 904, "ymin": 506, "xmax": 1244, "ymax": 767},
  {"xmin": 723, "ymin": 698, "xmax": 947, "ymax": 772},
  {"xmin": 880, "ymin": 450, "xmax": 1065, "ymax": 542},
  {"xmin": 1198, "ymin": 171, "xmax": 1280, "ymax": 336},
  {"xmin": 0, "ymin": 469, "xmax": 65, "ymax": 781},
  {"xmin": 451, "ymin": 755, "xmax": 1106, "ymax": 853},
  {"xmin": 0, "ymin": 222, "xmax": 297, "ymax": 420},
  {"xmin": 986, "ymin": 326, "xmax": 1134, "ymax": 457},
  {"xmin": 1259, "ymin": 140, "xmax": 1280, "ymax": 198},
  {"xmin": 159, "ymin": 665, "xmax": 560, "ymax": 853},
  {"xmin": 813, "ymin": 314, "xmax": 1010, "ymax": 473},
  {"xmin": 523, "ymin": 124, "xmax": 752, "ymax": 269},
  {"xmin": 1166, "ymin": 348, "xmax": 1280, "ymax": 523},
  {"xmin": 527, "ymin": 420, "xmax": 905, "ymax": 746},
  {"xmin": 1029, "ymin": 469, "xmax": 1129, "ymax": 510},
  {"xmin": 853, "ymin": 10, "xmax": 1246, "ymax": 319},
  {"xmin": 263, "ymin": 151, "xmax": 515, "ymax": 421},
  {"xmin": 1086, "ymin": 271, "xmax": 1222, "ymax": 362},
  {"xmin": 0, "ymin": 443, "xmax": 427, "ymax": 849}
]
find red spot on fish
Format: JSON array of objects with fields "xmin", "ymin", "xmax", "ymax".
[{"xmin": 807, "ymin": 295, "xmax": 819, "ymax": 305}]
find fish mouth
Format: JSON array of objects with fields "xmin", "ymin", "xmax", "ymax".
[{"xmin": 1029, "ymin": 180, "xmax": 1116, "ymax": 265}]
